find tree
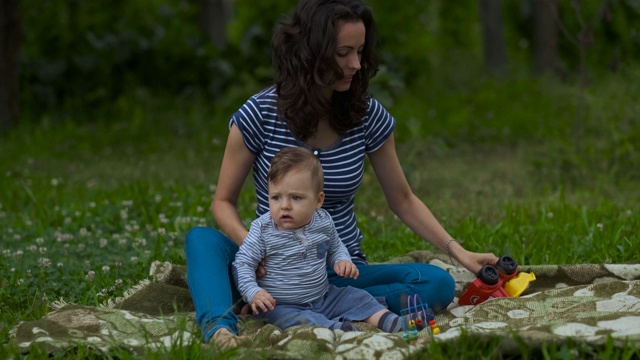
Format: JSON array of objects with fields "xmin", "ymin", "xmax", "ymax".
[
  {"xmin": 0, "ymin": 0, "xmax": 23, "ymax": 130},
  {"xmin": 199, "ymin": 0, "xmax": 232, "ymax": 49},
  {"xmin": 532, "ymin": 0, "xmax": 558, "ymax": 75},
  {"xmin": 478, "ymin": 0, "xmax": 508, "ymax": 76}
]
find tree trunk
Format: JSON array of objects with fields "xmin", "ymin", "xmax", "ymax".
[
  {"xmin": 198, "ymin": 0, "xmax": 231, "ymax": 49},
  {"xmin": 479, "ymin": 0, "xmax": 508, "ymax": 76},
  {"xmin": 532, "ymin": 0, "xmax": 558, "ymax": 75},
  {"xmin": 0, "ymin": 0, "xmax": 23, "ymax": 130}
]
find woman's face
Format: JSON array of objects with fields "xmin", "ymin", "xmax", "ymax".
[{"xmin": 331, "ymin": 20, "xmax": 365, "ymax": 92}]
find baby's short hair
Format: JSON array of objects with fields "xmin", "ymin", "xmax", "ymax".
[{"xmin": 268, "ymin": 147, "xmax": 324, "ymax": 194}]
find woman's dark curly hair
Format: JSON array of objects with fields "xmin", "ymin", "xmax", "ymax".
[{"xmin": 271, "ymin": 0, "xmax": 379, "ymax": 142}]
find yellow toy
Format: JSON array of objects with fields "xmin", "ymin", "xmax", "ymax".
[{"xmin": 504, "ymin": 272, "xmax": 536, "ymax": 297}]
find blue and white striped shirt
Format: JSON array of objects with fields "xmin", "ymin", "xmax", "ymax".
[
  {"xmin": 230, "ymin": 85, "xmax": 395, "ymax": 265},
  {"xmin": 233, "ymin": 209, "xmax": 352, "ymax": 304}
]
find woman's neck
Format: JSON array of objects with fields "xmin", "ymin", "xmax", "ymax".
[{"xmin": 306, "ymin": 118, "xmax": 341, "ymax": 149}]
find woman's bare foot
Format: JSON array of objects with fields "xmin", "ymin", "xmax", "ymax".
[{"xmin": 211, "ymin": 328, "xmax": 247, "ymax": 349}]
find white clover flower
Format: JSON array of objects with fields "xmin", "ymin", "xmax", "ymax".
[
  {"xmin": 114, "ymin": 259, "xmax": 122, "ymax": 267},
  {"xmin": 158, "ymin": 228, "xmax": 166, "ymax": 235},
  {"xmin": 102, "ymin": 265, "xmax": 110, "ymax": 273},
  {"xmin": 115, "ymin": 279, "xmax": 123, "ymax": 288},
  {"xmin": 17, "ymin": 279, "xmax": 25, "ymax": 285},
  {"xmin": 546, "ymin": 212, "xmax": 554, "ymax": 219},
  {"xmin": 99, "ymin": 238, "xmax": 108, "ymax": 248},
  {"xmin": 51, "ymin": 178, "xmax": 59, "ymax": 186},
  {"xmin": 14, "ymin": 250, "xmax": 23, "ymax": 257},
  {"xmin": 35, "ymin": 237, "xmax": 44, "ymax": 245},
  {"xmin": 39, "ymin": 247, "xmax": 47, "ymax": 254},
  {"xmin": 596, "ymin": 223, "xmax": 604, "ymax": 231},
  {"xmin": 86, "ymin": 271, "xmax": 96, "ymax": 281},
  {"xmin": 25, "ymin": 220, "xmax": 32, "ymax": 226},
  {"xmin": 64, "ymin": 217, "xmax": 72, "ymax": 225},
  {"xmin": 89, "ymin": 201, "xmax": 96, "ymax": 208},
  {"xmin": 27, "ymin": 245, "xmax": 37, "ymax": 252},
  {"xmin": 209, "ymin": 184, "xmax": 217, "ymax": 193},
  {"xmin": 13, "ymin": 234, "xmax": 21, "ymax": 240},
  {"xmin": 118, "ymin": 239, "xmax": 127, "ymax": 246},
  {"xmin": 39, "ymin": 257, "xmax": 51, "ymax": 267},
  {"xmin": 197, "ymin": 206, "xmax": 204, "ymax": 213},
  {"xmin": 2, "ymin": 249, "xmax": 10, "ymax": 257},
  {"xmin": 130, "ymin": 256, "xmax": 139, "ymax": 264},
  {"xmin": 122, "ymin": 200, "xmax": 134, "ymax": 207},
  {"xmin": 79, "ymin": 228, "xmax": 88, "ymax": 236},
  {"xmin": 57, "ymin": 262, "xmax": 63, "ymax": 267}
]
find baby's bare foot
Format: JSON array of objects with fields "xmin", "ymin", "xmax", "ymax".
[{"xmin": 211, "ymin": 328, "xmax": 247, "ymax": 349}]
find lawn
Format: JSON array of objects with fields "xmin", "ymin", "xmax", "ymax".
[{"xmin": 1, "ymin": 70, "xmax": 639, "ymax": 358}]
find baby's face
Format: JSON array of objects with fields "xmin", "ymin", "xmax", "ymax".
[{"xmin": 268, "ymin": 168, "xmax": 322, "ymax": 230}]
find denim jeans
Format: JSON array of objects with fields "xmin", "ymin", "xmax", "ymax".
[{"xmin": 185, "ymin": 226, "xmax": 455, "ymax": 342}]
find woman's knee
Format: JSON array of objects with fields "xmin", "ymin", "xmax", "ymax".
[
  {"xmin": 407, "ymin": 263, "xmax": 455, "ymax": 311},
  {"xmin": 185, "ymin": 226, "xmax": 236, "ymax": 255}
]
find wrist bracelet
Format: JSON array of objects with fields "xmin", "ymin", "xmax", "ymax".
[{"xmin": 446, "ymin": 238, "xmax": 458, "ymax": 265}]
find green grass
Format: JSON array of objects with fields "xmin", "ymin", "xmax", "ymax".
[{"xmin": 1, "ymin": 69, "xmax": 639, "ymax": 358}]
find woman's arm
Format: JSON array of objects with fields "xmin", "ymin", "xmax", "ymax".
[
  {"xmin": 367, "ymin": 134, "xmax": 497, "ymax": 273},
  {"xmin": 211, "ymin": 124, "xmax": 256, "ymax": 246}
]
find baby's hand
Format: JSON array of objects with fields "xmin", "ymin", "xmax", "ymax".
[
  {"xmin": 334, "ymin": 260, "xmax": 359, "ymax": 279},
  {"xmin": 250, "ymin": 289, "xmax": 276, "ymax": 314}
]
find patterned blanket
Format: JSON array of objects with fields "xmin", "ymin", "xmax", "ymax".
[{"xmin": 10, "ymin": 251, "xmax": 640, "ymax": 358}]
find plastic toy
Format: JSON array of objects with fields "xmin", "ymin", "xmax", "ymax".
[
  {"xmin": 400, "ymin": 294, "xmax": 440, "ymax": 343},
  {"xmin": 458, "ymin": 255, "xmax": 535, "ymax": 306},
  {"xmin": 504, "ymin": 271, "xmax": 536, "ymax": 297}
]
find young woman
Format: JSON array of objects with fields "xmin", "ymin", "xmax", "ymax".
[{"xmin": 185, "ymin": 0, "xmax": 498, "ymax": 347}]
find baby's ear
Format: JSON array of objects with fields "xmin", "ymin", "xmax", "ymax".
[{"xmin": 316, "ymin": 192, "xmax": 325, "ymax": 209}]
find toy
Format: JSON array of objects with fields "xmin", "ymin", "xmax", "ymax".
[
  {"xmin": 400, "ymin": 294, "xmax": 440, "ymax": 343},
  {"xmin": 458, "ymin": 255, "xmax": 535, "ymax": 306},
  {"xmin": 504, "ymin": 271, "xmax": 536, "ymax": 297}
]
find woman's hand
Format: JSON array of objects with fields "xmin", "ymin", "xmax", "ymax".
[
  {"xmin": 250, "ymin": 289, "xmax": 276, "ymax": 314},
  {"xmin": 334, "ymin": 260, "xmax": 359, "ymax": 279},
  {"xmin": 456, "ymin": 248, "xmax": 499, "ymax": 274},
  {"xmin": 255, "ymin": 259, "xmax": 267, "ymax": 278}
]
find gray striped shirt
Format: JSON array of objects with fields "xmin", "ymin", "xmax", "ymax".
[{"xmin": 233, "ymin": 209, "xmax": 352, "ymax": 304}]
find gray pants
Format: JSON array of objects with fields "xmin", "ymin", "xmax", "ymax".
[{"xmin": 257, "ymin": 284, "xmax": 387, "ymax": 330}]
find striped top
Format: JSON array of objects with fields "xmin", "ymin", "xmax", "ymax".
[
  {"xmin": 230, "ymin": 85, "xmax": 395, "ymax": 265},
  {"xmin": 233, "ymin": 209, "xmax": 352, "ymax": 304}
]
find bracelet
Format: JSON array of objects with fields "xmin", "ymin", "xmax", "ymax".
[{"xmin": 446, "ymin": 238, "xmax": 458, "ymax": 265}]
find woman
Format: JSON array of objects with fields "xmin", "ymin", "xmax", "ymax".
[{"xmin": 185, "ymin": 0, "xmax": 498, "ymax": 347}]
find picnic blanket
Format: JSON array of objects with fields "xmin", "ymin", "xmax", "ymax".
[{"xmin": 10, "ymin": 251, "xmax": 640, "ymax": 358}]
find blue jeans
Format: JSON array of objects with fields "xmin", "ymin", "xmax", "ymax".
[{"xmin": 185, "ymin": 226, "xmax": 455, "ymax": 341}]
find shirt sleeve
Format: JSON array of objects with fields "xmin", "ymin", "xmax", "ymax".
[
  {"xmin": 364, "ymin": 97, "xmax": 396, "ymax": 154},
  {"xmin": 228, "ymin": 96, "xmax": 265, "ymax": 155},
  {"xmin": 321, "ymin": 209, "xmax": 352, "ymax": 267},
  {"xmin": 232, "ymin": 218, "xmax": 266, "ymax": 303}
]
